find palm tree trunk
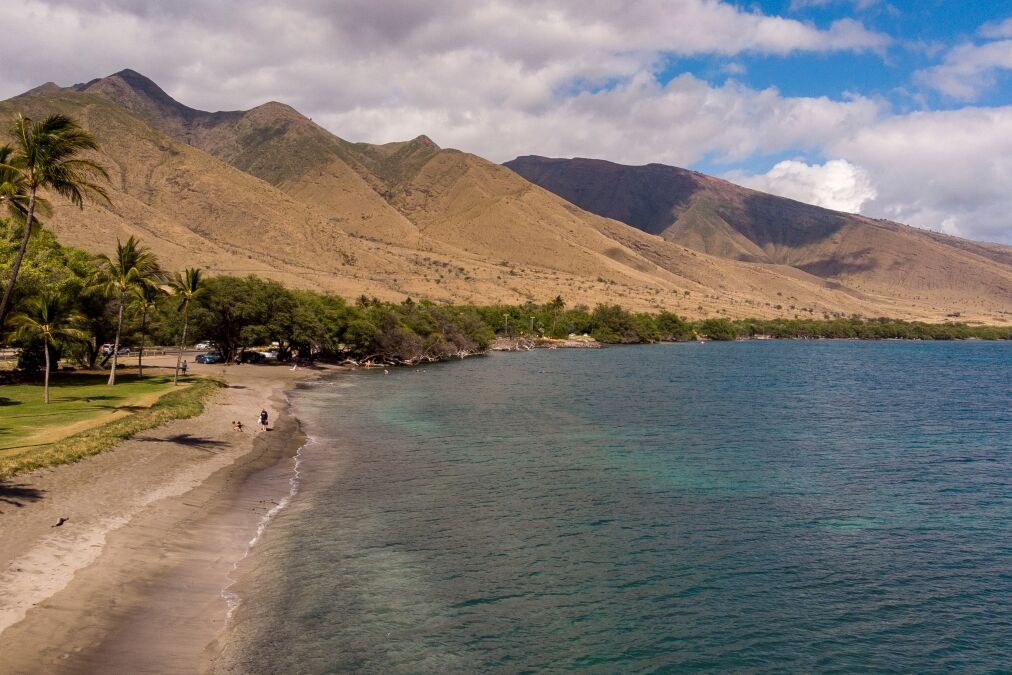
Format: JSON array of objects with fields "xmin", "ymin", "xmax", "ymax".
[
  {"xmin": 138, "ymin": 307, "xmax": 147, "ymax": 378},
  {"xmin": 174, "ymin": 309, "xmax": 189, "ymax": 385},
  {"xmin": 108, "ymin": 292, "xmax": 125, "ymax": 386},
  {"xmin": 0, "ymin": 191, "xmax": 36, "ymax": 329},
  {"xmin": 43, "ymin": 336, "xmax": 51, "ymax": 404}
]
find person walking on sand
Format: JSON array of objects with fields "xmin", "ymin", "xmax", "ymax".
[{"xmin": 259, "ymin": 409, "xmax": 269, "ymax": 431}]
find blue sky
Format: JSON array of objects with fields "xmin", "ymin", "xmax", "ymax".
[
  {"xmin": 728, "ymin": 1, "xmax": 1008, "ymax": 107},
  {"xmin": 663, "ymin": 0, "xmax": 1012, "ymax": 174},
  {"xmin": 2, "ymin": 0, "xmax": 1011, "ymax": 242}
]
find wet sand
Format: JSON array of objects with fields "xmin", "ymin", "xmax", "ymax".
[{"xmin": 0, "ymin": 356, "xmax": 338, "ymax": 674}]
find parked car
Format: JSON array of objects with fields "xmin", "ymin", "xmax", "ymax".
[
  {"xmin": 194, "ymin": 341, "xmax": 211, "ymax": 350},
  {"xmin": 195, "ymin": 352, "xmax": 223, "ymax": 364},
  {"xmin": 238, "ymin": 350, "xmax": 266, "ymax": 364},
  {"xmin": 101, "ymin": 343, "xmax": 131, "ymax": 356}
]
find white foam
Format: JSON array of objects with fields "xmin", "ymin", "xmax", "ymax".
[{"xmin": 220, "ymin": 432, "xmax": 313, "ymax": 622}]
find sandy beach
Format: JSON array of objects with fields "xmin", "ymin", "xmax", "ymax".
[{"xmin": 0, "ymin": 355, "xmax": 335, "ymax": 674}]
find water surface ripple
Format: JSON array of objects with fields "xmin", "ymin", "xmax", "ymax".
[{"xmin": 228, "ymin": 341, "xmax": 1011, "ymax": 673}]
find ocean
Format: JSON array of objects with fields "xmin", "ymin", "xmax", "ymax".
[{"xmin": 220, "ymin": 341, "xmax": 1012, "ymax": 673}]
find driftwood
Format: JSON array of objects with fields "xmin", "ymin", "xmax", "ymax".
[{"xmin": 341, "ymin": 348, "xmax": 486, "ymax": 368}]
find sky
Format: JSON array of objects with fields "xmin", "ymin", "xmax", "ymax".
[{"xmin": 2, "ymin": 0, "xmax": 1011, "ymax": 243}]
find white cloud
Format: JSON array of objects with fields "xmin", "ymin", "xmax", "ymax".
[
  {"xmin": 728, "ymin": 159, "xmax": 877, "ymax": 213},
  {"xmin": 0, "ymin": 0, "xmax": 1009, "ymax": 243},
  {"xmin": 827, "ymin": 107, "xmax": 1012, "ymax": 243},
  {"xmin": 0, "ymin": 0, "xmax": 889, "ymax": 111},
  {"xmin": 726, "ymin": 107, "xmax": 1012, "ymax": 243},
  {"xmin": 916, "ymin": 39, "xmax": 1012, "ymax": 100},
  {"xmin": 789, "ymin": 0, "xmax": 883, "ymax": 12},
  {"xmin": 319, "ymin": 73, "xmax": 882, "ymax": 168},
  {"xmin": 980, "ymin": 17, "xmax": 1012, "ymax": 39}
]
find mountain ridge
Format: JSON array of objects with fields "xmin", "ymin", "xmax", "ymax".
[
  {"xmin": 505, "ymin": 155, "xmax": 1012, "ymax": 320},
  {"xmin": 4, "ymin": 70, "xmax": 1010, "ymax": 324}
]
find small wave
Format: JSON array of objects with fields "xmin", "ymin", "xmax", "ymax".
[{"xmin": 220, "ymin": 433, "xmax": 313, "ymax": 622}]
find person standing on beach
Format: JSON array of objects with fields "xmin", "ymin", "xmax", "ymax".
[
  {"xmin": 259, "ymin": 409, "xmax": 269, "ymax": 431},
  {"xmin": 181, "ymin": 359, "xmax": 188, "ymax": 376}
]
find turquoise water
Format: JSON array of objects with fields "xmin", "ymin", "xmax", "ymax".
[{"xmin": 227, "ymin": 341, "xmax": 1012, "ymax": 672}]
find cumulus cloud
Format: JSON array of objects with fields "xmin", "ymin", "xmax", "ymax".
[
  {"xmin": 828, "ymin": 107, "xmax": 1012, "ymax": 243},
  {"xmin": 320, "ymin": 74, "xmax": 883, "ymax": 168},
  {"xmin": 916, "ymin": 39, "xmax": 1012, "ymax": 100},
  {"xmin": 980, "ymin": 17, "xmax": 1012, "ymax": 39},
  {"xmin": 728, "ymin": 159, "xmax": 877, "ymax": 213},
  {"xmin": 727, "ymin": 107, "xmax": 1012, "ymax": 243},
  {"xmin": 0, "ymin": 0, "xmax": 888, "ymax": 111},
  {"xmin": 0, "ymin": 0, "xmax": 1008, "ymax": 243}
]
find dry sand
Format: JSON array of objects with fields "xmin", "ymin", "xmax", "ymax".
[{"xmin": 0, "ymin": 355, "xmax": 337, "ymax": 674}]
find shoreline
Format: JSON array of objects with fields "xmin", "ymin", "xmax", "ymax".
[
  {"xmin": 0, "ymin": 357, "xmax": 334, "ymax": 674},
  {"xmin": 2, "ymin": 341, "xmax": 1007, "ymax": 672}
]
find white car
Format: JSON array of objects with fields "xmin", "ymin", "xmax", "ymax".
[{"xmin": 194, "ymin": 341, "xmax": 211, "ymax": 350}]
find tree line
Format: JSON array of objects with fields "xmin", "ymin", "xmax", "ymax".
[{"xmin": 4, "ymin": 224, "xmax": 1008, "ymax": 374}]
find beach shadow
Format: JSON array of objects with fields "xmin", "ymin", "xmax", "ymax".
[
  {"xmin": 0, "ymin": 397, "xmax": 21, "ymax": 407},
  {"xmin": 135, "ymin": 433, "xmax": 230, "ymax": 451},
  {"xmin": 228, "ymin": 385, "xmax": 247, "ymax": 389},
  {"xmin": 0, "ymin": 481, "xmax": 45, "ymax": 508}
]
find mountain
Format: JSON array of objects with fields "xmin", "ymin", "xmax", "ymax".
[
  {"xmin": 505, "ymin": 155, "xmax": 1012, "ymax": 322},
  {"xmin": 2, "ymin": 70, "xmax": 1010, "ymax": 323}
]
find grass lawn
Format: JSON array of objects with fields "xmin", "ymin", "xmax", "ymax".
[{"xmin": 0, "ymin": 372, "xmax": 223, "ymax": 478}]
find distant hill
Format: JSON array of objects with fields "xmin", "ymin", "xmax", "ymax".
[
  {"xmin": 2, "ymin": 70, "xmax": 1010, "ymax": 324},
  {"xmin": 506, "ymin": 155, "xmax": 1012, "ymax": 321}
]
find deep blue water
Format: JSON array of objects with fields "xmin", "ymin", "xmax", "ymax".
[{"xmin": 227, "ymin": 341, "xmax": 1012, "ymax": 673}]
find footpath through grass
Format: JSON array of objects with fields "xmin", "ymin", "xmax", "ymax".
[{"xmin": 0, "ymin": 373, "xmax": 224, "ymax": 479}]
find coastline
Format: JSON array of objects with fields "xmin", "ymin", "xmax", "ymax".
[{"xmin": 0, "ymin": 356, "xmax": 334, "ymax": 674}]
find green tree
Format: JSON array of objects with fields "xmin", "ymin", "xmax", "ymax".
[
  {"xmin": 131, "ymin": 281, "xmax": 165, "ymax": 377},
  {"xmin": 0, "ymin": 114, "xmax": 108, "ymax": 328},
  {"xmin": 94, "ymin": 236, "xmax": 160, "ymax": 385},
  {"xmin": 655, "ymin": 311, "xmax": 694, "ymax": 341},
  {"xmin": 7, "ymin": 292, "xmax": 88, "ymax": 403},
  {"xmin": 698, "ymin": 318, "xmax": 738, "ymax": 341},
  {"xmin": 169, "ymin": 268, "xmax": 204, "ymax": 384},
  {"xmin": 0, "ymin": 145, "xmax": 52, "ymax": 227}
]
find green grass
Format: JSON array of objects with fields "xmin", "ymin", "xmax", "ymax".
[{"xmin": 0, "ymin": 374, "xmax": 224, "ymax": 479}]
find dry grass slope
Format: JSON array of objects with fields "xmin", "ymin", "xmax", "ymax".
[
  {"xmin": 507, "ymin": 156, "xmax": 1012, "ymax": 324},
  {"xmin": 3, "ymin": 71, "xmax": 1009, "ymax": 323}
]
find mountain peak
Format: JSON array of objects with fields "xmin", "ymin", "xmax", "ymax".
[
  {"xmin": 89, "ymin": 69, "xmax": 174, "ymax": 101},
  {"xmin": 22, "ymin": 82, "xmax": 62, "ymax": 97},
  {"xmin": 77, "ymin": 68, "xmax": 201, "ymax": 120},
  {"xmin": 412, "ymin": 134, "xmax": 439, "ymax": 148},
  {"xmin": 251, "ymin": 100, "xmax": 302, "ymax": 116}
]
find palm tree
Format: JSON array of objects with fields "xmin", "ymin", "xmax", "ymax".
[
  {"xmin": 169, "ymin": 268, "xmax": 204, "ymax": 384},
  {"xmin": 94, "ymin": 236, "xmax": 160, "ymax": 385},
  {"xmin": 0, "ymin": 114, "xmax": 109, "ymax": 328},
  {"xmin": 131, "ymin": 282, "xmax": 165, "ymax": 378},
  {"xmin": 7, "ymin": 292, "xmax": 88, "ymax": 403},
  {"xmin": 0, "ymin": 145, "xmax": 51, "ymax": 225}
]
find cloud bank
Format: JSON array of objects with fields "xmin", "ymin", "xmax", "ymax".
[{"xmin": 1, "ymin": 0, "xmax": 1009, "ymax": 243}]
